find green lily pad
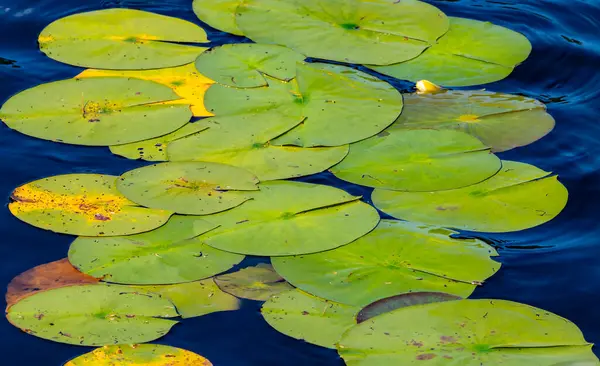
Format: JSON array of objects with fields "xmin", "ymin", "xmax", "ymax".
[
  {"xmin": 65, "ymin": 344, "xmax": 212, "ymax": 365},
  {"xmin": 116, "ymin": 162, "xmax": 259, "ymax": 215},
  {"xmin": 68, "ymin": 215, "xmax": 244, "ymax": 285},
  {"xmin": 369, "ymin": 17, "xmax": 532, "ymax": 86},
  {"xmin": 215, "ymin": 264, "xmax": 294, "ymax": 301},
  {"xmin": 195, "ymin": 44, "xmax": 305, "ymax": 88},
  {"xmin": 356, "ymin": 292, "xmax": 462, "ymax": 323},
  {"xmin": 272, "ymin": 220, "xmax": 500, "ymax": 307},
  {"xmin": 201, "ymin": 180, "xmax": 380, "ymax": 256},
  {"xmin": 111, "ymin": 122, "xmax": 210, "ymax": 162},
  {"xmin": 9, "ymin": 174, "xmax": 172, "ymax": 236},
  {"xmin": 0, "ymin": 77, "xmax": 192, "ymax": 146},
  {"xmin": 331, "ymin": 129, "xmax": 501, "ymax": 191},
  {"xmin": 167, "ymin": 116, "xmax": 349, "ymax": 181},
  {"xmin": 6, "ymin": 284, "xmax": 178, "ymax": 346},
  {"xmin": 373, "ymin": 161, "xmax": 569, "ymax": 233},
  {"xmin": 193, "ymin": 0, "xmax": 244, "ymax": 36},
  {"xmin": 261, "ymin": 289, "xmax": 359, "ymax": 349},
  {"xmin": 204, "ymin": 63, "xmax": 402, "ymax": 147},
  {"xmin": 390, "ymin": 90, "xmax": 555, "ymax": 152},
  {"xmin": 235, "ymin": 0, "xmax": 449, "ymax": 65},
  {"xmin": 39, "ymin": 9, "xmax": 208, "ymax": 69},
  {"xmin": 338, "ymin": 299, "xmax": 598, "ymax": 365},
  {"xmin": 131, "ymin": 279, "xmax": 240, "ymax": 319}
]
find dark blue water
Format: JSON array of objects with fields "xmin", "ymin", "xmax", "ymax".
[{"xmin": 1, "ymin": 0, "xmax": 599, "ymax": 364}]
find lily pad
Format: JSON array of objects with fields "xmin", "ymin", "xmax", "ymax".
[
  {"xmin": 195, "ymin": 44, "xmax": 305, "ymax": 88},
  {"xmin": 0, "ymin": 77, "xmax": 192, "ymax": 146},
  {"xmin": 261, "ymin": 289, "xmax": 359, "ymax": 349},
  {"xmin": 39, "ymin": 9, "xmax": 208, "ymax": 69},
  {"xmin": 167, "ymin": 116, "xmax": 349, "ymax": 181},
  {"xmin": 201, "ymin": 180, "xmax": 380, "ymax": 256},
  {"xmin": 193, "ymin": 0, "xmax": 244, "ymax": 36},
  {"xmin": 215, "ymin": 264, "xmax": 294, "ymax": 301},
  {"xmin": 338, "ymin": 299, "xmax": 598, "ymax": 365},
  {"xmin": 204, "ymin": 63, "xmax": 402, "ymax": 147},
  {"xmin": 391, "ymin": 90, "xmax": 555, "ymax": 152},
  {"xmin": 235, "ymin": 0, "xmax": 449, "ymax": 65},
  {"xmin": 116, "ymin": 162, "xmax": 259, "ymax": 215},
  {"xmin": 6, "ymin": 284, "xmax": 178, "ymax": 346},
  {"xmin": 131, "ymin": 280, "xmax": 240, "ymax": 319},
  {"xmin": 69, "ymin": 215, "xmax": 244, "ymax": 285},
  {"xmin": 356, "ymin": 292, "xmax": 462, "ymax": 323},
  {"xmin": 331, "ymin": 129, "xmax": 501, "ymax": 192},
  {"xmin": 372, "ymin": 161, "xmax": 569, "ymax": 233},
  {"xmin": 65, "ymin": 344, "xmax": 212, "ymax": 365},
  {"xmin": 9, "ymin": 174, "xmax": 172, "ymax": 236},
  {"xmin": 369, "ymin": 17, "xmax": 532, "ymax": 86},
  {"xmin": 77, "ymin": 64, "xmax": 214, "ymax": 117},
  {"xmin": 6, "ymin": 259, "xmax": 99, "ymax": 308},
  {"xmin": 272, "ymin": 220, "xmax": 500, "ymax": 307}
]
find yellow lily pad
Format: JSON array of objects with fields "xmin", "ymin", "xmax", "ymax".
[{"xmin": 65, "ymin": 344, "xmax": 212, "ymax": 365}]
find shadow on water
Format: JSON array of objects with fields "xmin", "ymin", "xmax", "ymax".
[{"xmin": 0, "ymin": 0, "xmax": 599, "ymax": 364}]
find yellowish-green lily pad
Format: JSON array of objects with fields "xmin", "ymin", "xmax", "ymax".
[
  {"xmin": 193, "ymin": 0, "xmax": 244, "ymax": 36},
  {"xmin": 215, "ymin": 264, "xmax": 294, "ymax": 301},
  {"xmin": 65, "ymin": 344, "xmax": 213, "ymax": 365}
]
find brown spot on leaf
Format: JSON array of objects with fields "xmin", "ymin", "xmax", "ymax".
[
  {"xmin": 94, "ymin": 213, "xmax": 111, "ymax": 221},
  {"xmin": 34, "ymin": 313, "xmax": 44, "ymax": 320},
  {"xmin": 410, "ymin": 340, "xmax": 424, "ymax": 347},
  {"xmin": 416, "ymin": 353, "xmax": 436, "ymax": 360},
  {"xmin": 440, "ymin": 336, "xmax": 457, "ymax": 344}
]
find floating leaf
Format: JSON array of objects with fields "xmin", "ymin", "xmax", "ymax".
[
  {"xmin": 69, "ymin": 215, "xmax": 244, "ymax": 285},
  {"xmin": 373, "ymin": 161, "xmax": 569, "ymax": 233},
  {"xmin": 65, "ymin": 344, "xmax": 212, "ymax": 365},
  {"xmin": 77, "ymin": 64, "xmax": 214, "ymax": 117},
  {"xmin": 131, "ymin": 280, "xmax": 240, "ymax": 319},
  {"xmin": 117, "ymin": 162, "xmax": 259, "ymax": 215},
  {"xmin": 6, "ymin": 259, "xmax": 99, "ymax": 308},
  {"xmin": 235, "ymin": 0, "xmax": 448, "ymax": 65},
  {"xmin": 39, "ymin": 9, "xmax": 208, "ymax": 69},
  {"xmin": 201, "ymin": 180, "xmax": 380, "ymax": 256},
  {"xmin": 0, "ymin": 78, "xmax": 191, "ymax": 146},
  {"xmin": 195, "ymin": 44, "xmax": 305, "ymax": 88},
  {"xmin": 167, "ymin": 116, "xmax": 349, "ymax": 181},
  {"xmin": 331, "ymin": 129, "xmax": 501, "ymax": 191},
  {"xmin": 261, "ymin": 289, "xmax": 359, "ymax": 349},
  {"xmin": 338, "ymin": 299, "xmax": 598, "ymax": 365},
  {"xmin": 6, "ymin": 284, "xmax": 178, "ymax": 346},
  {"xmin": 204, "ymin": 63, "xmax": 402, "ymax": 147},
  {"xmin": 9, "ymin": 174, "xmax": 172, "ymax": 236},
  {"xmin": 272, "ymin": 220, "xmax": 500, "ymax": 307},
  {"xmin": 356, "ymin": 292, "xmax": 462, "ymax": 323},
  {"xmin": 390, "ymin": 90, "xmax": 555, "ymax": 152},
  {"xmin": 369, "ymin": 17, "xmax": 532, "ymax": 86},
  {"xmin": 193, "ymin": 0, "xmax": 244, "ymax": 36},
  {"xmin": 215, "ymin": 264, "xmax": 294, "ymax": 301}
]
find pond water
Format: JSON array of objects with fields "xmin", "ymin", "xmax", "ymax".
[{"xmin": 1, "ymin": 0, "xmax": 599, "ymax": 364}]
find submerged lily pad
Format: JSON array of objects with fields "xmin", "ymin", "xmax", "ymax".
[
  {"xmin": 195, "ymin": 44, "xmax": 305, "ymax": 88},
  {"xmin": 6, "ymin": 284, "xmax": 178, "ymax": 346},
  {"xmin": 338, "ymin": 299, "xmax": 598, "ymax": 365},
  {"xmin": 391, "ymin": 90, "xmax": 555, "ymax": 152},
  {"xmin": 236, "ymin": 0, "xmax": 448, "ymax": 65},
  {"xmin": 356, "ymin": 292, "xmax": 462, "ymax": 323},
  {"xmin": 331, "ymin": 129, "xmax": 501, "ymax": 191},
  {"xmin": 272, "ymin": 220, "xmax": 500, "ymax": 307},
  {"xmin": 9, "ymin": 174, "xmax": 172, "ymax": 236},
  {"xmin": 193, "ymin": 0, "xmax": 244, "ymax": 36},
  {"xmin": 77, "ymin": 64, "xmax": 214, "ymax": 117},
  {"xmin": 65, "ymin": 344, "xmax": 212, "ymax": 365},
  {"xmin": 39, "ymin": 9, "xmax": 208, "ymax": 69},
  {"xmin": 0, "ymin": 77, "xmax": 191, "ymax": 146},
  {"xmin": 69, "ymin": 215, "xmax": 244, "ymax": 285},
  {"xmin": 370, "ymin": 17, "xmax": 532, "ymax": 86},
  {"xmin": 201, "ymin": 181, "xmax": 380, "ymax": 256},
  {"xmin": 117, "ymin": 162, "xmax": 259, "ymax": 215},
  {"xmin": 167, "ymin": 117, "xmax": 349, "ymax": 181},
  {"xmin": 373, "ymin": 161, "xmax": 569, "ymax": 233},
  {"xmin": 261, "ymin": 289, "xmax": 359, "ymax": 349},
  {"xmin": 215, "ymin": 264, "xmax": 294, "ymax": 301},
  {"xmin": 205, "ymin": 63, "xmax": 402, "ymax": 147}
]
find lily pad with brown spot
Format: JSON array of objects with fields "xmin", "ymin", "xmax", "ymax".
[
  {"xmin": 65, "ymin": 344, "xmax": 213, "ymax": 365},
  {"xmin": 9, "ymin": 174, "xmax": 172, "ymax": 236},
  {"xmin": 215, "ymin": 264, "xmax": 294, "ymax": 301}
]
